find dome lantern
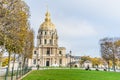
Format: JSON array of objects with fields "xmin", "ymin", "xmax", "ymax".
[{"xmin": 40, "ymin": 10, "xmax": 56, "ymax": 31}]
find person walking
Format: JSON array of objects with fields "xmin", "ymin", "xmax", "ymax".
[{"xmin": 37, "ymin": 64, "xmax": 40, "ymax": 70}]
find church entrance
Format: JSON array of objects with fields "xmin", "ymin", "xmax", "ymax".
[{"xmin": 46, "ymin": 61, "xmax": 50, "ymax": 66}]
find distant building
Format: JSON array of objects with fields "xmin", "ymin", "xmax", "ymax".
[
  {"xmin": 71, "ymin": 56, "xmax": 81, "ymax": 67},
  {"xmin": 83, "ymin": 60, "xmax": 92, "ymax": 68}
]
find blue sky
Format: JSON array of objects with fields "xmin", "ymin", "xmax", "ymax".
[{"xmin": 25, "ymin": 0, "xmax": 120, "ymax": 57}]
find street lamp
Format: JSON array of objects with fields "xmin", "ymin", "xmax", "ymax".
[{"xmin": 70, "ymin": 50, "xmax": 72, "ymax": 69}]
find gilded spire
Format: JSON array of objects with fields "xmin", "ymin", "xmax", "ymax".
[
  {"xmin": 45, "ymin": 5, "xmax": 51, "ymax": 22},
  {"xmin": 40, "ymin": 8, "xmax": 55, "ymax": 31}
]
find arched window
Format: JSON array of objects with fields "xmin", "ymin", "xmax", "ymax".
[
  {"xmin": 59, "ymin": 51, "xmax": 62, "ymax": 55},
  {"xmin": 47, "ymin": 48, "xmax": 50, "ymax": 55},
  {"xmin": 45, "ymin": 31, "xmax": 47, "ymax": 35},
  {"xmin": 33, "ymin": 59, "xmax": 36, "ymax": 64},
  {"xmin": 44, "ymin": 39, "xmax": 47, "ymax": 44},
  {"xmin": 34, "ymin": 51, "xmax": 36, "ymax": 54},
  {"xmin": 59, "ymin": 59, "xmax": 62, "ymax": 64}
]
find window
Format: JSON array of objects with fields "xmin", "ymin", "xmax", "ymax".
[
  {"xmin": 47, "ymin": 48, "xmax": 50, "ymax": 55},
  {"xmin": 45, "ymin": 32, "xmax": 47, "ymax": 35},
  {"xmin": 59, "ymin": 51, "xmax": 62, "ymax": 55},
  {"xmin": 34, "ymin": 51, "xmax": 36, "ymax": 54},
  {"xmin": 44, "ymin": 39, "xmax": 47, "ymax": 44},
  {"xmin": 59, "ymin": 59, "xmax": 62, "ymax": 64},
  {"xmin": 33, "ymin": 59, "xmax": 36, "ymax": 64}
]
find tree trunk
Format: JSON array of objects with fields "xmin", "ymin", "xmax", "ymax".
[
  {"xmin": 112, "ymin": 42, "xmax": 116, "ymax": 72},
  {"xmin": 107, "ymin": 61, "xmax": 110, "ymax": 71},
  {"xmin": 22, "ymin": 57, "xmax": 26, "ymax": 68},
  {"xmin": 112, "ymin": 59, "xmax": 116, "ymax": 72},
  {"xmin": 7, "ymin": 52, "xmax": 11, "ymax": 72},
  {"xmin": 26, "ymin": 58, "xmax": 29, "ymax": 67},
  {"xmin": 11, "ymin": 53, "xmax": 16, "ymax": 80},
  {"xmin": 12, "ymin": 53, "xmax": 16, "ymax": 70}
]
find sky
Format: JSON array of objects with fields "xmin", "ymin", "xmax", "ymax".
[{"xmin": 24, "ymin": 0, "xmax": 120, "ymax": 57}]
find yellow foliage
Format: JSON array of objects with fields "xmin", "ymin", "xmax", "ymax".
[
  {"xmin": 2, "ymin": 57, "xmax": 13, "ymax": 67},
  {"xmin": 0, "ymin": 0, "xmax": 34, "ymax": 69}
]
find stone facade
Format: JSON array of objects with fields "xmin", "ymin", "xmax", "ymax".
[{"xmin": 31, "ymin": 11, "xmax": 68, "ymax": 67}]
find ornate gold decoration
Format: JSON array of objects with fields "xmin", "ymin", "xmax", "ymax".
[{"xmin": 40, "ymin": 11, "xmax": 55, "ymax": 31}]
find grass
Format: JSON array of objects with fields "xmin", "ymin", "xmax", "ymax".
[{"xmin": 22, "ymin": 69, "xmax": 120, "ymax": 80}]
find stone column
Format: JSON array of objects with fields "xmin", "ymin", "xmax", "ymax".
[
  {"xmin": 44, "ymin": 58, "xmax": 46, "ymax": 66},
  {"xmin": 51, "ymin": 58, "xmax": 53, "ymax": 66},
  {"xmin": 50, "ymin": 58, "xmax": 51, "ymax": 66}
]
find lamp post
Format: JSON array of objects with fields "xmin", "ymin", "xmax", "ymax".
[{"xmin": 70, "ymin": 50, "xmax": 72, "ymax": 69}]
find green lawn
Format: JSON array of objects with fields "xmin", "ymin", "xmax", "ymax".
[{"xmin": 22, "ymin": 69, "xmax": 120, "ymax": 80}]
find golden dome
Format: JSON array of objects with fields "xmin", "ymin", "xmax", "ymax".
[{"xmin": 40, "ymin": 11, "xmax": 55, "ymax": 31}]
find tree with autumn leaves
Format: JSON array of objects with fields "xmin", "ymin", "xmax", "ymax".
[
  {"xmin": 0, "ymin": 0, "xmax": 34, "ymax": 73},
  {"xmin": 80, "ymin": 56, "xmax": 103, "ymax": 68},
  {"xmin": 100, "ymin": 37, "xmax": 120, "ymax": 71}
]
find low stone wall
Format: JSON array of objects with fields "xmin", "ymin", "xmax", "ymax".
[{"xmin": 19, "ymin": 70, "xmax": 33, "ymax": 80}]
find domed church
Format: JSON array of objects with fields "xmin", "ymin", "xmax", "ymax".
[{"xmin": 30, "ymin": 10, "xmax": 69, "ymax": 67}]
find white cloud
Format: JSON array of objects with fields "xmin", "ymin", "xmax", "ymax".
[{"xmin": 57, "ymin": 0, "xmax": 120, "ymax": 19}]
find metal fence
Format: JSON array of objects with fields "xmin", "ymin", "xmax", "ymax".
[{"xmin": 0, "ymin": 66, "xmax": 32, "ymax": 80}]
